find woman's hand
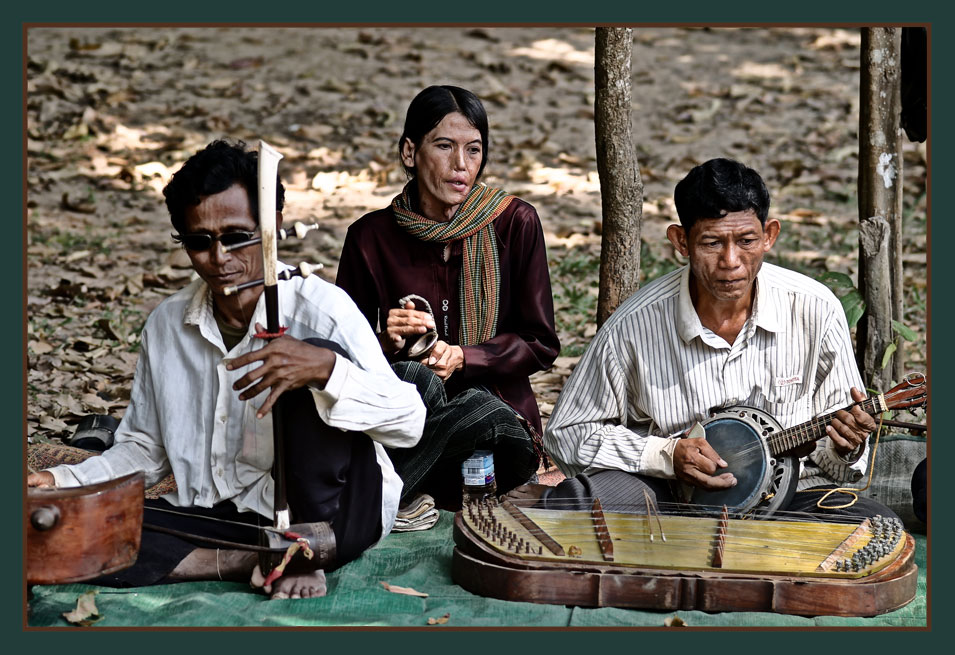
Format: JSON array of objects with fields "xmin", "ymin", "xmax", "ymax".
[
  {"xmin": 379, "ymin": 300, "xmax": 436, "ymax": 355},
  {"xmin": 421, "ymin": 340, "xmax": 464, "ymax": 381}
]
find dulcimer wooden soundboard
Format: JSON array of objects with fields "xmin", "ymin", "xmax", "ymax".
[{"xmin": 451, "ymin": 499, "xmax": 918, "ymax": 617}]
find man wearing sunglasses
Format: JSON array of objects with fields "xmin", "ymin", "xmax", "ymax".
[{"xmin": 28, "ymin": 140, "xmax": 426, "ymax": 600}]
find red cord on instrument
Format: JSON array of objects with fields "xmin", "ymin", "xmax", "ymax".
[
  {"xmin": 254, "ymin": 326, "xmax": 288, "ymax": 339},
  {"xmin": 262, "ymin": 536, "xmax": 314, "ymax": 588}
]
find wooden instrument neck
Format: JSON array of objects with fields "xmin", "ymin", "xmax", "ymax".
[{"xmin": 767, "ymin": 394, "xmax": 886, "ymax": 456}]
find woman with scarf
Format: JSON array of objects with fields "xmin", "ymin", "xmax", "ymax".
[{"xmin": 336, "ymin": 85, "xmax": 560, "ymax": 510}]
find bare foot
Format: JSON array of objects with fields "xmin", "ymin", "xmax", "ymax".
[
  {"xmin": 505, "ymin": 483, "xmax": 551, "ymax": 504},
  {"xmin": 168, "ymin": 548, "xmax": 256, "ymax": 581},
  {"xmin": 250, "ymin": 565, "xmax": 327, "ymax": 600}
]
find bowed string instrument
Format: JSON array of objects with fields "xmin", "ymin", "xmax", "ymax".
[{"xmin": 27, "ymin": 140, "xmax": 326, "ymax": 587}]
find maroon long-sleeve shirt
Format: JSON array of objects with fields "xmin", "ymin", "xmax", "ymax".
[{"xmin": 335, "ymin": 198, "xmax": 560, "ymax": 434}]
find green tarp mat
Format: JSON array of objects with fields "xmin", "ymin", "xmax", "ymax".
[{"xmin": 26, "ymin": 511, "xmax": 928, "ymax": 628}]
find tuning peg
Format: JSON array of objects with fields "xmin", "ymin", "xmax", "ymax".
[
  {"xmin": 220, "ymin": 222, "xmax": 320, "ymax": 254},
  {"xmin": 277, "ymin": 262, "xmax": 324, "ymax": 281},
  {"xmin": 290, "ymin": 222, "xmax": 319, "ymax": 240},
  {"xmin": 223, "ymin": 262, "xmax": 325, "ymax": 296}
]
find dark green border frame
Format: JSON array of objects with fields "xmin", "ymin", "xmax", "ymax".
[{"xmin": 7, "ymin": 0, "xmax": 945, "ymax": 646}]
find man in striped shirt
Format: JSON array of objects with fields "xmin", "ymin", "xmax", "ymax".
[{"xmin": 532, "ymin": 158, "xmax": 896, "ymax": 521}]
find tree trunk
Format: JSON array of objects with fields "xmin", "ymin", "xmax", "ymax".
[
  {"xmin": 594, "ymin": 27, "xmax": 643, "ymax": 327},
  {"xmin": 857, "ymin": 27, "xmax": 903, "ymax": 391},
  {"xmin": 859, "ymin": 216, "xmax": 893, "ymax": 388}
]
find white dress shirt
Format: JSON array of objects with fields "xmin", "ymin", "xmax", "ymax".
[
  {"xmin": 48, "ymin": 270, "xmax": 426, "ymax": 537},
  {"xmin": 544, "ymin": 262, "xmax": 868, "ymax": 491}
]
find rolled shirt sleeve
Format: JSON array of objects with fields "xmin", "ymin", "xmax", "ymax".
[
  {"xmin": 805, "ymin": 308, "xmax": 869, "ymax": 484},
  {"xmin": 310, "ymin": 352, "xmax": 425, "ymax": 448}
]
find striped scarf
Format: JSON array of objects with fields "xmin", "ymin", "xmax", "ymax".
[{"xmin": 392, "ymin": 182, "xmax": 515, "ymax": 346}]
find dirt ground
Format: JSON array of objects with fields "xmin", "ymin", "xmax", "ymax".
[{"xmin": 25, "ymin": 26, "xmax": 927, "ymax": 448}]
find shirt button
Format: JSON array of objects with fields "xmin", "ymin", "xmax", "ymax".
[
  {"xmin": 216, "ymin": 468, "xmax": 224, "ymax": 477},
  {"xmin": 218, "ymin": 415, "xmax": 227, "ymax": 424}
]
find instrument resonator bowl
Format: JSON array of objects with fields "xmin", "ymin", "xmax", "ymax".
[{"xmin": 27, "ymin": 471, "xmax": 144, "ymax": 585}]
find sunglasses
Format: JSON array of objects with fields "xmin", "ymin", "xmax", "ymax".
[{"xmin": 172, "ymin": 230, "xmax": 257, "ymax": 252}]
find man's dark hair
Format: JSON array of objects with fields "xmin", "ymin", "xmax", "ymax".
[
  {"xmin": 163, "ymin": 139, "xmax": 285, "ymax": 234},
  {"xmin": 397, "ymin": 85, "xmax": 490, "ymax": 180},
  {"xmin": 673, "ymin": 158, "xmax": 770, "ymax": 234}
]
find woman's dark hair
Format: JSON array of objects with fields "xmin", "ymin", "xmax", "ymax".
[
  {"xmin": 673, "ymin": 158, "xmax": 770, "ymax": 234},
  {"xmin": 163, "ymin": 139, "xmax": 285, "ymax": 234},
  {"xmin": 397, "ymin": 85, "xmax": 489, "ymax": 179}
]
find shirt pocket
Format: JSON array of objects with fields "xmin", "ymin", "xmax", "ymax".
[
  {"xmin": 763, "ymin": 392, "xmax": 812, "ymax": 430},
  {"xmin": 752, "ymin": 374, "xmax": 811, "ymax": 428},
  {"xmin": 236, "ymin": 402, "xmax": 274, "ymax": 472}
]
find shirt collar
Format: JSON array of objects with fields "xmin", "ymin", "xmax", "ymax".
[
  {"xmin": 181, "ymin": 277, "xmax": 270, "ymax": 346},
  {"xmin": 182, "ymin": 279, "xmax": 228, "ymax": 349},
  {"xmin": 676, "ymin": 263, "xmax": 782, "ymax": 343},
  {"xmin": 676, "ymin": 266, "xmax": 704, "ymax": 343},
  {"xmin": 183, "ymin": 277, "xmax": 211, "ymax": 328},
  {"xmin": 751, "ymin": 264, "xmax": 783, "ymax": 333}
]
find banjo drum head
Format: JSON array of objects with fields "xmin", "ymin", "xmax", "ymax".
[{"xmin": 689, "ymin": 408, "xmax": 777, "ymax": 514}]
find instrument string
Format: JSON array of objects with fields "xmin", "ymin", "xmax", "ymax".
[
  {"xmin": 144, "ymin": 502, "xmax": 270, "ymax": 531},
  {"xmin": 470, "ymin": 507, "xmax": 889, "ymax": 565},
  {"xmin": 522, "ymin": 521, "xmax": 860, "ymax": 542},
  {"xmin": 504, "ymin": 519, "xmax": 861, "ymax": 551},
  {"xmin": 643, "ymin": 489, "xmax": 666, "ymax": 542},
  {"xmin": 548, "ymin": 520, "xmax": 873, "ymax": 544},
  {"xmin": 503, "ymin": 496, "xmax": 866, "ymax": 525},
  {"xmin": 489, "ymin": 533, "xmax": 844, "ymax": 563},
  {"xmin": 722, "ymin": 384, "xmax": 922, "ymax": 460},
  {"xmin": 716, "ymin": 398, "xmax": 875, "ymax": 461},
  {"xmin": 497, "ymin": 524, "xmax": 879, "ymax": 560},
  {"xmin": 226, "ymin": 279, "xmax": 272, "ymax": 485},
  {"xmin": 493, "ymin": 500, "xmax": 882, "ymax": 555},
  {"xmin": 797, "ymin": 411, "xmax": 886, "ymax": 511}
]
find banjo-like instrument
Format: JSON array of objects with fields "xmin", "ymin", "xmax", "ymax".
[{"xmin": 682, "ymin": 373, "xmax": 927, "ymax": 517}]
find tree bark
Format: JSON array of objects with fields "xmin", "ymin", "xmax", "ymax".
[
  {"xmin": 857, "ymin": 28, "xmax": 903, "ymax": 390},
  {"xmin": 859, "ymin": 216, "xmax": 893, "ymax": 390},
  {"xmin": 594, "ymin": 27, "xmax": 643, "ymax": 327}
]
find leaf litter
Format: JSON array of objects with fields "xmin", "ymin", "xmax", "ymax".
[{"xmin": 26, "ymin": 26, "xmax": 926, "ymax": 455}]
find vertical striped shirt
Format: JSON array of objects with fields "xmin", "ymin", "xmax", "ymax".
[{"xmin": 544, "ymin": 262, "xmax": 867, "ymax": 490}]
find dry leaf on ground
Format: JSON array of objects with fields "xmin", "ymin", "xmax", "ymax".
[
  {"xmin": 380, "ymin": 581, "xmax": 428, "ymax": 597},
  {"xmin": 25, "ymin": 26, "xmax": 927, "ymax": 449},
  {"xmin": 62, "ymin": 591, "xmax": 102, "ymax": 626}
]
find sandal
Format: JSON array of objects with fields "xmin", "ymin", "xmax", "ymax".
[{"xmin": 68, "ymin": 414, "xmax": 118, "ymax": 452}]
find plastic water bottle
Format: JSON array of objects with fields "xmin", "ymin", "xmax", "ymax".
[{"xmin": 462, "ymin": 450, "xmax": 497, "ymax": 505}]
